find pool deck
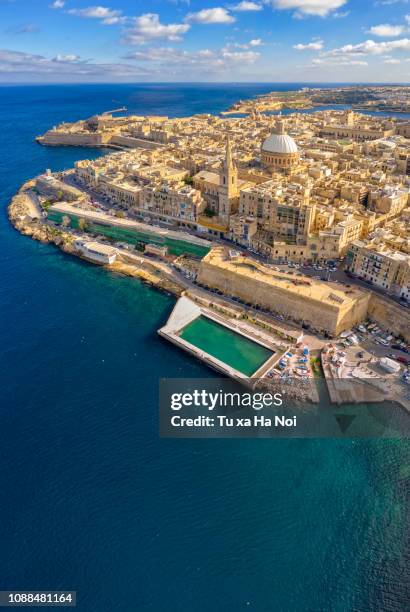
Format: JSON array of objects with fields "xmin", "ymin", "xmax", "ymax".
[{"xmin": 158, "ymin": 296, "xmax": 284, "ymax": 385}]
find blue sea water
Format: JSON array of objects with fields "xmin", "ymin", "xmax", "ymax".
[{"xmin": 0, "ymin": 84, "xmax": 409, "ymax": 611}]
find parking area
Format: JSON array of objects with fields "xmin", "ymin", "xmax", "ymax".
[
  {"xmin": 267, "ymin": 260, "xmax": 409, "ymax": 309},
  {"xmin": 328, "ymin": 323, "xmax": 410, "ymax": 399},
  {"xmin": 343, "ymin": 323, "xmax": 410, "ymax": 360}
]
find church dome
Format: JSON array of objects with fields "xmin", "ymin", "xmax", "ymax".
[{"xmin": 262, "ymin": 132, "xmax": 298, "ymax": 155}]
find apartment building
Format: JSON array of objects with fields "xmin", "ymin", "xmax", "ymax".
[{"xmin": 347, "ymin": 241, "xmax": 410, "ymax": 301}]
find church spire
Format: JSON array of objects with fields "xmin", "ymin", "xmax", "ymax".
[
  {"xmin": 275, "ymin": 119, "xmax": 286, "ymax": 135},
  {"xmin": 225, "ymin": 134, "xmax": 233, "ymax": 169},
  {"xmin": 219, "ymin": 132, "xmax": 238, "ymax": 221}
]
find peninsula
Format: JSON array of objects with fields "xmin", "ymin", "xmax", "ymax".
[
  {"xmin": 223, "ymin": 85, "xmax": 410, "ymax": 116},
  {"xmin": 9, "ymin": 86, "xmax": 410, "ymax": 408}
]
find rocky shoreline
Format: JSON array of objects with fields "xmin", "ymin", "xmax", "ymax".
[
  {"xmin": 8, "ymin": 183, "xmax": 183, "ymax": 297},
  {"xmin": 8, "ymin": 183, "xmax": 78, "ymax": 253}
]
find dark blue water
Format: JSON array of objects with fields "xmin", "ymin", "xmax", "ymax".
[{"xmin": 0, "ymin": 85, "xmax": 409, "ymax": 611}]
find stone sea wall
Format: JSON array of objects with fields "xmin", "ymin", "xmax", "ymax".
[
  {"xmin": 197, "ymin": 257, "xmax": 370, "ymax": 336},
  {"xmin": 38, "ymin": 131, "xmax": 111, "ymax": 147},
  {"xmin": 368, "ymin": 294, "xmax": 410, "ymax": 342}
]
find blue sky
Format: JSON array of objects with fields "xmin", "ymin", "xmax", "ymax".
[{"xmin": 1, "ymin": 0, "xmax": 410, "ymax": 82}]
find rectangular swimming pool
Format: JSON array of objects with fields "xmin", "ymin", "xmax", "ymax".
[{"xmin": 179, "ymin": 315, "xmax": 273, "ymax": 377}]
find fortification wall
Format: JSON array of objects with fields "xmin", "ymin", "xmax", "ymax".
[
  {"xmin": 109, "ymin": 135, "xmax": 162, "ymax": 150},
  {"xmin": 197, "ymin": 259, "xmax": 370, "ymax": 336},
  {"xmin": 36, "ymin": 177, "xmax": 83, "ymax": 202},
  {"xmin": 368, "ymin": 294, "xmax": 410, "ymax": 342},
  {"xmin": 40, "ymin": 131, "xmax": 110, "ymax": 146}
]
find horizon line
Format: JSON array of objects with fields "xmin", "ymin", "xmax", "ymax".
[{"xmin": 1, "ymin": 81, "xmax": 410, "ymax": 87}]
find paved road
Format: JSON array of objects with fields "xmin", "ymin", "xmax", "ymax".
[
  {"xmin": 271, "ymin": 262, "xmax": 409, "ymax": 308},
  {"xmin": 358, "ymin": 334, "xmax": 410, "ymax": 361},
  {"xmin": 24, "ymin": 190, "xmax": 43, "ymax": 219},
  {"xmin": 61, "ymin": 172, "xmax": 246, "ymax": 249}
]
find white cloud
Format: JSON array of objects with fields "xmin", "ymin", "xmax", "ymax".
[
  {"xmin": 230, "ymin": 1, "xmax": 263, "ymax": 11},
  {"xmin": 53, "ymin": 54, "xmax": 81, "ymax": 62},
  {"xmin": 294, "ymin": 39, "xmax": 323, "ymax": 50},
  {"xmin": 68, "ymin": 6, "xmax": 124, "ymax": 25},
  {"xmin": 125, "ymin": 45, "xmax": 260, "ymax": 69},
  {"xmin": 378, "ymin": 0, "xmax": 410, "ymax": 4},
  {"xmin": 384, "ymin": 58, "xmax": 401, "ymax": 63},
  {"xmin": 126, "ymin": 48, "xmax": 189, "ymax": 63},
  {"xmin": 324, "ymin": 38, "xmax": 410, "ymax": 56},
  {"xmin": 312, "ymin": 57, "xmax": 368, "ymax": 66},
  {"xmin": 222, "ymin": 39, "xmax": 263, "ymax": 49},
  {"xmin": 50, "ymin": 0, "xmax": 65, "ymax": 8},
  {"xmin": 125, "ymin": 13, "xmax": 190, "ymax": 44},
  {"xmin": 222, "ymin": 49, "xmax": 259, "ymax": 60},
  {"xmin": 0, "ymin": 48, "xmax": 152, "ymax": 81},
  {"xmin": 269, "ymin": 0, "xmax": 347, "ymax": 17},
  {"xmin": 185, "ymin": 8, "xmax": 235, "ymax": 24},
  {"xmin": 368, "ymin": 24, "xmax": 406, "ymax": 37}
]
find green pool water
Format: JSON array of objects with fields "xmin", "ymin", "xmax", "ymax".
[
  {"xmin": 180, "ymin": 315, "xmax": 273, "ymax": 376},
  {"xmin": 48, "ymin": 212, "xmax": 210, "ymax": 258}
]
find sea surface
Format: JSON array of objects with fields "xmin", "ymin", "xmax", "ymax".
[{"xmin": 0, "ymin": 84, "xmax": 409, "ymax": 611}]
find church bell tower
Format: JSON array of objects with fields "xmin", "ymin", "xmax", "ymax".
[{"xmin": 219, "ymin": 135, "xmax": 238, "ymax": 221}]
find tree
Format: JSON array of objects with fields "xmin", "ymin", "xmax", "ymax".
[
  {"xmin": 61, "ymin": 215, "xmax": 71, "ymax": 228},
  {"xmin": 78, "ymin": 218, "xmax": 88, "ymax": 232},
  {"xmin": 204, "ymin": 207, "xmax": 216, "ymax": 218}
]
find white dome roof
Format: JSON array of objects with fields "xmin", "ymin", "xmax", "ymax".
[{"xmin": 262, "ymin": 133, "xmax": 298, "ymax": 155}]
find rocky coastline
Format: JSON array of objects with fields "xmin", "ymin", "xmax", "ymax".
[{"xmin": 8, "ymin": 183, "xmax": 183, "ymax": 297}]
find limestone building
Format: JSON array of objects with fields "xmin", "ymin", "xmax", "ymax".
[
  {"xmin": 347, "ymin": 241, "xmax": 410, "ymax": 302},
  {"xmin": 319, "ymin": 110, "xmax": 395, "ymax": 142}
]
